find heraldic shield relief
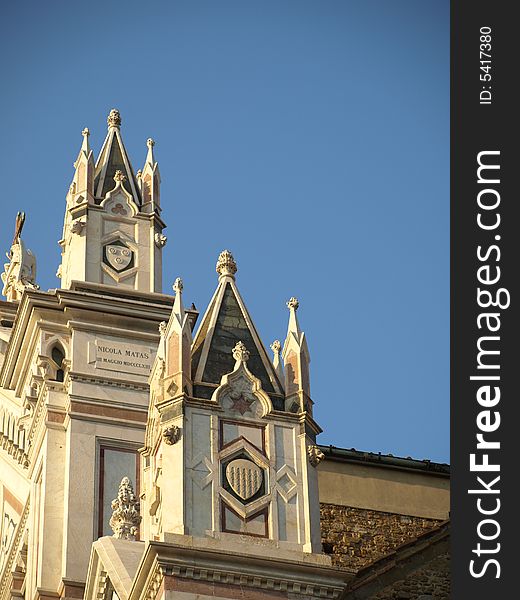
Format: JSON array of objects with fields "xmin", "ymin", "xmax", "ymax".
[
  {"xmin": 103, "ymin": 242, "xmax": 134, "ymax": 273},
  {"xmin": 225, "ymin": 458, "xmax": 263, "ymax": 501}
]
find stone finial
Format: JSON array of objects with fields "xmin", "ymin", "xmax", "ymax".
[
  {"xmin": 270, "ymin": 340, "xmax": 281, "ymax": 354},
  {"xmin": 136, "ymin": 169, "xmax": 142, "ymax": 179},
  {"xmin": 107, "ymin": 108, "xmax": 122, "ymax": 129},
  {"xmin": 232, "ymin": 341, "xmax": 250, "ymax": 363},
  {"xmin": 287, "ymin": 297, "xmax": 299, "ymax": 311},
  {"xmin": 82, "ymin": 127, "xmax": 90, "ymax": 137},
  {"xmin": 114, "ymin": 170, "xmax": 126, "ymax": 183},
  {"xmin": 173, "ymin": 277, "xmax": 183, "ymax": 294},
  {"xmin": 147, "ymin": 138, "xmax": 155, "ymax": 148},
  {"xmin": 158, "ymin": 321, "xmax": 167, "ymax": 336},
  {"xmin": 216, "ymin": 250, "xmax": 237, "ymax": 278},
  {"xmin": 307, "ymin": 445, "xmax": 325, "ymax": 468},
  {"xmin": 109, "ymin": 477, "xmax": 141, "ymax": 541}
]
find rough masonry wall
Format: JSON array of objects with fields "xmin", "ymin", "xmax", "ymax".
[
  {"xmin": 320, "ymin": 503, "xmax": 442, "ymax": 570},
  {"xmin": 368, "ymin": 552, "xmax": 450, "ymax": 600}
]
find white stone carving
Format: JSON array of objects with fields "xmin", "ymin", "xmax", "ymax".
[
  {"xmin": 107, "ymin": 108, "xmax": 121, "ymax": 129},
  {"xmin": 1, "ymin": 212, "xmax": 39, "ymax": 302},
  {"xmin": 270, "ymin": 340, "xmax": 281, "ymax": 354},
  {"xmin": 154, "ymin": 232, "xmax": 167, "ymax": 248},
  {"xmin": 226, "ymin": 458, "xmax": 263, "ymax": 501},
  {"xmin": 287, "ymin": 297, "xmax": 299, "ymax": 310},
  {"xmin": 307, "ymin": 445, "xmax": 325, "ymax": 467},
  {"xmin": 232, "ymin": 340, "xmax": 249, "ymax": 362},
  {"xmin": 172, "ymin": 277, "xmax": 183, "ymax": 294},
  {"xmin": 216, "ymin": 249, "xmax": 237, "ymax": 278},
  {"xmin": 109, "ymin": 477, "xmax": 141, "ymax": 540}
]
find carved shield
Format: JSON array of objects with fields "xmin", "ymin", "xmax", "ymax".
[
  {"xmin": 226, "ymin": 458, "xmax": 263, "ymax": 500},
  {"xmin": 105, "ymin": 244, "xmax": 132, "ymax": 272}
]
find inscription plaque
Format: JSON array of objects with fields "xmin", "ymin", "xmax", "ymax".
[{"xmin": 88, "ymin": 339, "xmax": 155, "ymax": 375}]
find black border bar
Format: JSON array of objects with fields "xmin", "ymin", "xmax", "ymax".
[{"xmin": 451, "ymin": 1, "xmax": 516, "ymax": 596}]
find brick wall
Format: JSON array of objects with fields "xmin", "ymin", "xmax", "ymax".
[{"xmin": 320, "ymin": 503, "xmax": 442, "ymax": 570}]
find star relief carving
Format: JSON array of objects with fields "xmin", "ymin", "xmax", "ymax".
[
  {"xmin": 212, "ymin": 342, "xmax": 273, "ymax": 418},
  {"xmin": 229, "ymin": 390, "xmax": 255, "ymax": 415}
]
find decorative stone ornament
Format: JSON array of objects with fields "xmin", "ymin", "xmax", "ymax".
[
  {"xmin": 216, "ymin": 250, "xmax": 237, "ymax": 278},
  {"xmin": 232, "ymin": 340, "xmax": 249, "ymax": 363},
  {"xmin": 1, "ymin": 212, "xmax": 39, "ymax": 302},
  {"xmin": 109, "ymin": 477, "xmax": 141, "ymax": 541},
  {"xmin": 107, "ymin": 108, "xmax": 121, "ymax": 129},
  {"xmin": 113, "ymin": 169, "xmax": 126, "ymax": 183},
  {"xmin": 226, "ymin": 458, "xmax": 263, "ymax": 501},
  {"xmin": 287, "ymin": 297, "xmax": 299, "ymax": 311},
  {"xmin": 70, "ymin": 220, "xmax": 86, "ymax": 235},
  {"xmin": 307, "ymin": 445, "xmax": 325, "ymax": 468},
  {"xmin": 105, "ymin": 244, "xmax": 133, "ymax": 272},
  {"xmin": 172, "ymin": 277, "xmax": 183, "ymax": 294},
  {"xmin": 270, "ymin": 340, "xmax": 281, "ymax": 354},
  {"xmin": 163, "ymin": 425, "xmax": 182, "ymax": 445},
  {"xmin": 154, "ymin": 232, "xmax": 167, "ymax": 248}
]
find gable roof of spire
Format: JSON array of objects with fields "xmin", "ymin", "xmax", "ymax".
[
  {"xmin": 93, "ymin": 109, "xmax": 142, "ymax": 205},
  {"xmin": 191, "ymin": 251, "xmax": 284, "ymax": 404}
]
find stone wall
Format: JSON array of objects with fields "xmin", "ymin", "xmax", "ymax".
[
  {"xmin": 367, "ymin": 552, "xmax": 450, "ymax": 599},
  {"xmin": 320, "ymin": 503, "xmax": 442, "ymax": 570}
]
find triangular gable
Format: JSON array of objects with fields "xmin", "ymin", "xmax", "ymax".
[
  {"xmin": 94, "ymin": 129, "xmax": 142, "ymax": 205},
  {"xmin": 192, "ymin": 280, "xmax": 284, "ymax": 397}
]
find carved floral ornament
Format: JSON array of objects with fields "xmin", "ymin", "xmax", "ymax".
[
  {"xmin": 216, "ymin": 249, "xmax": 237, "ymax": 278},
  {"xmin": 107, "ymin": 108, "xmax": 121, "ymax": 129},
  {"xmin": 109, "ymin": 476, "xmax": 141, "ymax": 541}
]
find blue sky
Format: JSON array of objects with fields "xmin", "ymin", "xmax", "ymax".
[{"xmin": 0, "ymin": 1, "xmax": 449, "ymax": 462}]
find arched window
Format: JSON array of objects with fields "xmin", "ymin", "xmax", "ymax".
[{"xmin": 50, "ymin": 344, "xmax": 65, "ymax": 382}]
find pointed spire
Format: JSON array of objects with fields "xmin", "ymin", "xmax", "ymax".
[
  {"xmin": 286, "ymin": 297, "xmax": 302, "ymax": 336},
  {"xmin": 282, "ymin": 297, "xmax": 312, "ymax": 414},
  {"xmin": 69, "ymin": 127, "xmax": 95, "ymax": 205},
  {"xmin": 109, "ymin": 477, "xmax": 141, "ymax": 541},
  {"xmin": 270, "ymin": 340, "xmax": 284, "ymax": 386},
  {"xmin": 160, "ymin": 277, "xmax": 193, "ymax": 398},
  {"xmin": 172, "ymin": 277, "xmax": 185, "ymax": 319},
  {"xmin": 81, "ymin": 127, "xmax": 91, "ymax": 153},
  {"xmin": 191, "ymin": 251, "xmax": 284, "ymax": 399},
  {"xmin": 93, "ymin": 109, "xmax": 142, "ymax": 205},
  {"xmin": 146, "ymin": 138, "xmax": 156, "ymax": 165},
  {"xmin": 140, "ymin": 137, "xmax": 161, "ymax": 211}
]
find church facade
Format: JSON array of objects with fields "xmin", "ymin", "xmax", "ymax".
[{"xmin": 0, "ymin": 111, "xmax": 450, "ymax": 600}]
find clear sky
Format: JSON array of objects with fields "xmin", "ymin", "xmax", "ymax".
[{"xmin": 1, "ymin": 1, "xmax": 449, "ymax": 462}]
